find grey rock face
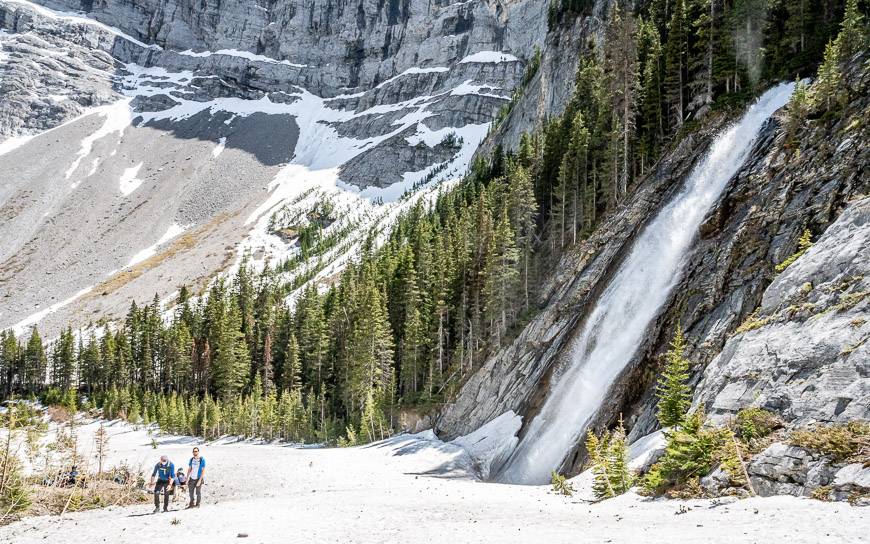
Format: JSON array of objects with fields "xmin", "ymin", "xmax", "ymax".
[
  {"xmin": 0, "ymin": 8, "xmax": 120, "ymax": 136},
  {"xmin": 744, "ymin": 441, "xmax": 870, "ymax": 499},
  {"xmin": 694, "ymin": 198, "xmax": 870, "ymax": 427},
  {"xmin": 27, "ymin": 0, "xmax": 546, "ymax": 95}
]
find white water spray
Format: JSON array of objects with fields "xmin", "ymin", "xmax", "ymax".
[{"xmin": 499, "ymin": 83, "xmax": 795, "ymax": 484}]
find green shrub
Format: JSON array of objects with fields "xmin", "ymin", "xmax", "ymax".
[
  {"xmin": 735, "ymin": 408, "xmax": 783, "ymax": 442},
  {"xmin": 775, "ymin": 229, "xmax": 813, "ymax": 273},
  {"xmin": 734, "ymin": 309, "xmax": 773, "ymax": 334},
  {"xmin": 586, "ymin": 418, "xmax": 634, "ymax": 500},
  {"xmin": 550, "ymin": 472, "xmax": 575, "ymax": 496},
  {"xmin": 789, "ymin": 422, "xmax": 870, "ymax": 462},
  {"xmin": 642, "ymin": 410, "xmax": 730, "ymax": 496}
]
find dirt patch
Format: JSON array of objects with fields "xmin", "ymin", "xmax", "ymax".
[{"xmin": 84, "ymin": 212, "xmax": 234, "ymax": 300}]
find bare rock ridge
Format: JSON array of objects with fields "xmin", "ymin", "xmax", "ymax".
[
  {"xmin": 0, "ymin": 0, "xmax": 544, "ymax": 336},
  {"xmin": 438, "ymin": 52, "xmax": 869, "ymax": 491}
]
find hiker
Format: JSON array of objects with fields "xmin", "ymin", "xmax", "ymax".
[
  {"xmin": 185, "ymin": 446, "xmax": 206, "ymax": 508},
  {"xmin": 62, "ymin": 465, "xmax": 79, "ymax": 487},
  {"xmin": 174, "ymin": 469, "xmax": 188, "ymax": 503},
  {"xmin": 148, "ymin": 455, "xmax": 175, "ymax": 513}
]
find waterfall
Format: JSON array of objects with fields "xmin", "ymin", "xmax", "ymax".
[{"xmin": 498, "ymin": 83, "xmax": 795, "ymax": 485}]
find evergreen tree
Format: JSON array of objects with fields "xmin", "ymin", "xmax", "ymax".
[
  {"xmin": 585, "ymin": 417, "xmax": 634, "ymax": 500},
  {"xmin": 51, "ymin": 328, "xmax": 76, "ymax": 391},
  {"xmin": 664, "ymin": 0, "xmax": 689, "ymax": 129},
  {"xmin": 1, "ymin": 409, "xmax": 31, "ymax": 515},
  {"xmin": 605, "ymin": 0, "xmax": 640, "ymax": 201},
  {"xmin": 813, "ymin": 39, "xmax": 844, "ymax": 111},
  {"xmin": 836, "ymin": 0, "xmax": 867, "ymax": 61},
  {"xmin": 638, "ymin": 19, "xmax": 665, "ymax": 171},
  {"xmin": 23, "ymin": 328, "xmax": 47, "ymax": 394},
  {"xmin": 656, "ymin": 325, "xmax": 692, "ymax": 427}
]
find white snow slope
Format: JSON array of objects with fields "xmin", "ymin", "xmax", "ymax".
[{"xmin": 0, "ymin": 418, "xmax": 865, "ymax": 544}]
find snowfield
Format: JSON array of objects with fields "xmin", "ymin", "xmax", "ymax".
[{"xmin": 0, "ymin": 419, "xmax": 865, "ymax": 544}]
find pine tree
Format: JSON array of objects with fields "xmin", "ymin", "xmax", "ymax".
[
  {"xmin": 785, "ymin": 78, "xmax": 811, "ymax": 140},
  {"xmin": 211, "ymin": 303, "xmax": 249, "ymax": 399},
  {"xmin": 23, "ymin": 328, "xmax": 47, "ymax": 394},
  {"xmin": 586, "ymin": 429, "xmax": 615, "ymax": 499},
  {"xmin": 585, "ymin": 416, "xmax": 634, "ymax": 500},
  {"xmin": 607, "ymin": 417, "xmax": 633, "ymax": 495},
  {"xmin": 483, "ymin": 208, "xmax": 520, "ymax": 345},
  {"xmin": 605, "ymin": 0, "xmax": 640, "ymax": 201},
  {"xmin": 656, "ymin": 325, "xmax": 692, "ymax": 428},
  {"xmin": 664, "ymin": 0, "xmax": 688, "ymax": 129},
  {"xmin": 282, "ymin": 333, "xmax": 302, "ymax": 392},
  {"xmin": 638, "ymin": 18, "xmax": 664, "ymax": 171},
  {"xmin": 506, "ymin": 164, "xmax": 538, "ymax": 306},
  {"xmin": 836, "ymin": 0, "xmax": 867, "ymax": 61},
  {"xmin": 813, "ymin": 39, "xmax": 844, "ymax": 111},
  {"xmin": 51, "ymin": 328, "xmax": 76, "ymax": 391}
]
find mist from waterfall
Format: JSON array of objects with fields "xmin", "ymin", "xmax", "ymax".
[{"xmin": 498, "ymin": 82, "xmax": 795, "ymax": 485}]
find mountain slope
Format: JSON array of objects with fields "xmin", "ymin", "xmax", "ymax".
[{"xmin": 0, "ymin": 0, "xmax": 542, "ymax": 336}]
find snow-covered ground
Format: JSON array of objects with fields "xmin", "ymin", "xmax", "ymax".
[{"xmin": 0, "ymin": 419, "xmax": 865, "ymax": 544}]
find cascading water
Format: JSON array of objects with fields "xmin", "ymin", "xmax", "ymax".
[{"xmin": 498, "ymin": 83, "xmax": 795, "ymax": 485}]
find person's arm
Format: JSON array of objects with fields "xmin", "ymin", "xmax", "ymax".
[
  {"xmin": 148, "ymin": 464, "xmax": 157, "ymax": 488},
  {"xmin": 186, "ymin": 458, "xmax": 192, "ymax": 479},
  {"xmin": 168, "ymin": 464, "xmax": 175, "ymax": 488},
  {"xmin": 198, "ymin": 459, "xmax": 205, "ymax": 487}
]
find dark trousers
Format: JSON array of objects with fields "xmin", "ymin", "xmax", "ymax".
[
  {"xmin": 188, "ymin": 478, "xmax": 201, "ymax": 506},
  {"xmin": 154, "ymin": 480, "xmax": 171, "ymax": 510}
]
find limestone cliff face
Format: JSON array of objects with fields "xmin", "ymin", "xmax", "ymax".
[{"xmin": 33, "ymin": 0, "xmax": 545, "ymax": 94}]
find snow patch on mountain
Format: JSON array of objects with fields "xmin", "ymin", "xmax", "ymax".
[
  {"xmin": 211, "ymin": 136, "xmax": 227, "ymax": 158},
  {"xmin": 118, "ymin": 162, "xmax": 144, "ymax": 195},
  {"xmin": 65, "ymin": 99, "xmax": 133, "ymax": 179},
  {"xmin": 459, "ymin": 50, "xmax": 520, "ymax": 64},
  {"xmin": 177, "ymin": 48, "xmax": 306, "ymax": 67},
  {"xmin": 11, "ymin": 286, "xmax": 94, "ymax": 336},
  {"xmin": 125, "ymin": 223, "xmax": 187, "ymax": 268}
]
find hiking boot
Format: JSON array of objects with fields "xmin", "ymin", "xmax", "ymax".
[
  {"xmin": 186, "ymin": 504, "xmax": 195, "ymax": 509},
  {"xmin": 153, "ymin": 507, "xmax": 160, "ymax": 513},
  {"xmin": 163, "ymin": 508, "xmax": 169, "ymax": 512}
]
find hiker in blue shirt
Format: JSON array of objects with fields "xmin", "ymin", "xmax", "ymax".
[
  {"xmin": 148, "ymin": 455, "xmax": 175, "ymax": 513},
  {"xmin": 185, "ymin": 446, "xmax": 206, "ymax": 508}
]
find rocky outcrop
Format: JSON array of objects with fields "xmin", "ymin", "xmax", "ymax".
[
  {"xmin": 747, "ymin": 442, "xmax": 870, "ymax": 501},
  {"xmin": 694, "ymin": 197, "xmax": 870, "ymax": 426},
  {"xmin": 31, "ymin": 0, "xmax": 546, "ymax": 94}
]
